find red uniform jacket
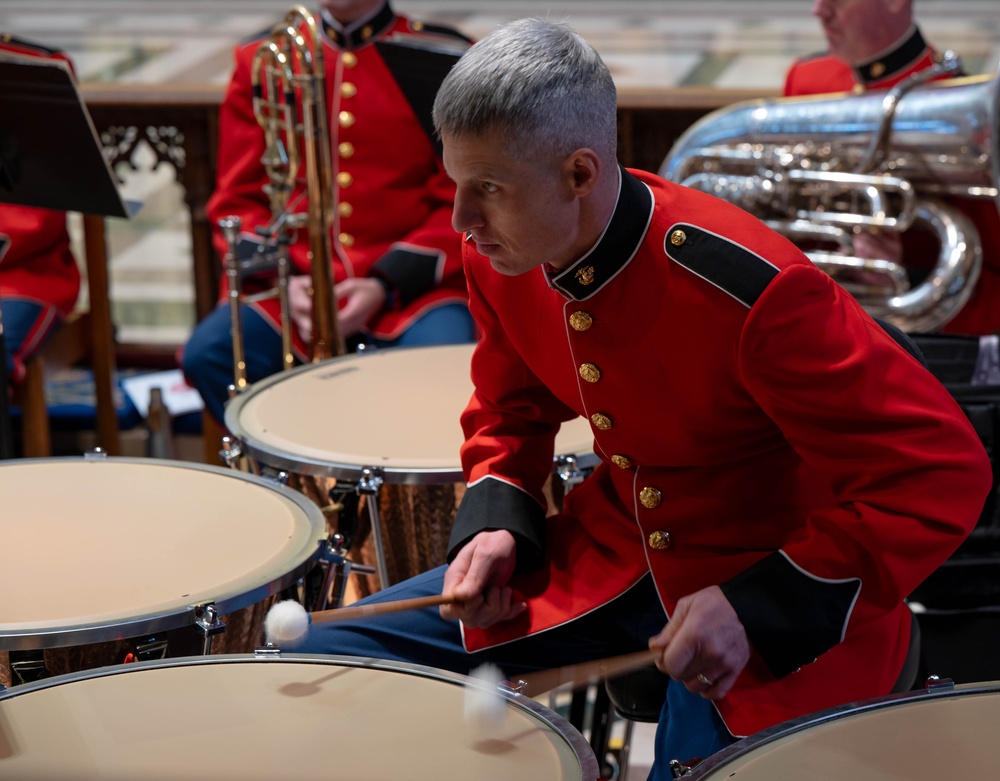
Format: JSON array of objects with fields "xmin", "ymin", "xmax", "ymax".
[
  {"xmin": 0, "ymin": 36, "xmax": 80, "ymax": 360},
  {"xmin": 784, "ymin": 27, "xmax": 1000, "ymax": 336},
  {"xmin": 207, "ymin": 3, "xmax": 469, "ymax": 349},
  {"xmin": 449, "ymin": 167, "xmax": 991, "ymax": 738}
]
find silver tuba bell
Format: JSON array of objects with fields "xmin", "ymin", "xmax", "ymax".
[{"xmin": 660, "ymin": 55, "xmax": 1000, "ymax": 332}]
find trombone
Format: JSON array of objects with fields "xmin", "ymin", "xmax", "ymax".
[{"xmin": 223, "ymin": 4, "xmax": 344, "ymax": 395}]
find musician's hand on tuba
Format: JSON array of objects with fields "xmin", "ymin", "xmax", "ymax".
[
  {"xmin": 853, "ymin": 229, "xmax": 902, "ymax": 265},
  {"xmin": 848, "ymin": 230, "xmax": 904, "ymax": 289}
]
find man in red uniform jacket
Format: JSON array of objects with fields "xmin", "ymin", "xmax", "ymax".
[
  {"xmin": 784, "ymin": 0, "xmax": 1000, "ymax": 336},
  {"xmin": 297, "ymin": 18, "xmax": 992, "ymax": 776},
  {"xmin": 181, "ymin": 0, "xmax": 474, "ymax": 423},
  {"xmin": 0, "ymin": 35, "xmax": 80, "ymax": 385}
]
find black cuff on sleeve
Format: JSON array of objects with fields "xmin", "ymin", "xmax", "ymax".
[
  {"xmin": 448, "ymin": 478, "xmax": 547, "ymax": 573},
  {"xmin": 371, "ymin": 247, "xmax": 443, "ymax": 308},
  {"xmin": 720, "ymin": 551, "xmax": 861, "ymax": 679},
  {"xmin": 371, "ymin": 275, "xmax": 399, "ymax": 311}
]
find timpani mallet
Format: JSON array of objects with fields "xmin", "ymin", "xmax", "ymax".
[{"xmin": 263, "ymin": 594, "xmax": 459, "ymax": 647}]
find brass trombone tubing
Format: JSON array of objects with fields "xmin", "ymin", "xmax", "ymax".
[{"xmin": 248, "ymin": 5, "xmax": 344, "ymax": 365}]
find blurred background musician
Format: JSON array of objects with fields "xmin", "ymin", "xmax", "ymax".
[
  {"xmin": 783, "ymin": 0, "xmax": 1000, "ymax": 336},
  {"xmin": 0, "ymin": 34, "xmax": 81, "ymax": 429},
  {"xmin": 181, "ymin": 0, "xmax": 476, "ymax": 426}
]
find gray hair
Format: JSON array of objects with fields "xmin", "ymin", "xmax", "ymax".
[{"xmin": 432, "ymin": 18, "xmax": 618, "ymax": 164}]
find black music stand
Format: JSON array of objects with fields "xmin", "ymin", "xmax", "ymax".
[
  {"xmin": 375, "ymin": 38, "xmax": 464, "ymax": 156},
  {"xmin": 0, "ymin": 50, "xmax": 134, "ymax": 458}
]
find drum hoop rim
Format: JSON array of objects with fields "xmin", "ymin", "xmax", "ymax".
[
  {"xmin": 230, "ymin": 437, "xmax": 600, "ymax": 484},
  {"xmin": 0, "ymin": 652, "xmax": 601, "ymax": 779},
  {"xmin": 222, "ymin": 345, "xmax": 597, "ymax": 483},
  {"xmin": 0, "ymin": 456, "xmax": 328, "ymax": 650},
  {"xmin": 686, "ymin": 680, "xmax": 1000, "ymax": 778}
]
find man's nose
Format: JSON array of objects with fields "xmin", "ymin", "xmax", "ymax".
[{"xmin": 452, "ymin": 190, "xmax": 482, "ymax": 233}]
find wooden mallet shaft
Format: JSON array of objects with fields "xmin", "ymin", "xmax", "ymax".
[
  {"xmin": 309, "ymin": 593, "xmax": 458, "ymax": 625},
  {"xmin": 513, "ymin": 649, "xmax": 657, "ymax": 696}
]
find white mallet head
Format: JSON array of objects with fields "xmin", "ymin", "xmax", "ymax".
[
  {"xmin": 264, "ymin": 599, "xmax": 310, "ymax": 647},
  {"xmin": 465, "ymin": 663, "xmax": 507, "ymax": 732}
]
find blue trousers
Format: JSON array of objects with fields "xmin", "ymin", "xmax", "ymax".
[
  {"xmin": 181, "ymin": 302, "xmax": 476, "ymax": 423},
  {"xmin": 1, "ymin": 299, "xmax": 60, "ymax": 382},
  {"xmin": 296, "ymin": 567, "xmax": 735, "ymax": 779}
]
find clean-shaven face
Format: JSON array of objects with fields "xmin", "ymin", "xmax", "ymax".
[
  {"xmin": 813, "ymin": 0, "xmax": 897, "ymax": 64},
  {"xmin": 443, "ymin": 129, "xmax": 586, "ymax": 276}
]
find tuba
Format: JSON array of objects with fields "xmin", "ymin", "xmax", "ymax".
[
  {"xmin": 223, "ymin": 5, "xmax": 344, "ymax": 394},
  {"xmin": 661, "ymin": 55, "xmax": 1000, "ymax": 332}
]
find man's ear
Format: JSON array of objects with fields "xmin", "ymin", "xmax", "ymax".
[{"xmin": 564, "ymin": 148, "xmax": 601, "ymax": 197}]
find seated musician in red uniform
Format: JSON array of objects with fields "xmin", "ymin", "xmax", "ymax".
[
  {"xmin": 181, "ymin": 0, "xmax": 475, "ymax": 424},
  {"xmin": 785, "ymin": 0, "xmax": 1000, "ymax": 335},
  {"xmin": 295, "ymin": 18, "xmax": 992, "ymax": 778},
  {"xmin": 0, "ymin": 35, "xmax": 81, "ymax": 402}
]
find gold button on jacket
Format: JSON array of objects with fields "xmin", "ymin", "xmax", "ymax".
[
  {"xmin": 591, "ymin": 413, "xmax": 612, "ymax": 431},
  {"xmin": 648, "ymin": 531, "xmax": 672, "ymax": 550},
  {"xmin": 579, "ymin": 363, "xmax": 601, "ymax": 383},
  {"xmin": 611, "ymin": 454, "xmax": 633, "ymax": 470},
  {"xmin": 569, "ymin": 311, "xmax": 593, "ymax": 331},
  {"xmin": 640, "ymin": 486, "xmax": 662, "ymax": 509}
]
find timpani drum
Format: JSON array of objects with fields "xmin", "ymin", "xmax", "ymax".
[
  {"xmin": 0, "ymin": 456, "xmax": 326, "ymax": 684},
  {"xmin": 224, "ymin": 344, "xmax": 597, "ymax": 591},
  {"xmin": 684, "ymin": 681, "xmax": 1000, "ymax": 780},
  {"xmin": 0, "ymin": 655, "xmax": 601, "ymax": 780}
]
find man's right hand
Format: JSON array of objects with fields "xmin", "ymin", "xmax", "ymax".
[{"xmin": 440, "ymin": 529, "xmax": 526, "ymax": 628}]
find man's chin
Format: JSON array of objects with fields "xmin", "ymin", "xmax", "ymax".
[{"xmin": 488, "ymin": 254, "xmax": 522, "ymax": 276}]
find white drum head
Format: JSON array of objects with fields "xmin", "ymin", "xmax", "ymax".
[
  {"xmin": 0, "ymin": 656, "xmax": 599, "ymax": 780},
  {"xmin": 688, "ymin": 683, "xmax": 1000, "ymax": 779},
  {"xmin": 225, "ymin": 344, "xmax": 596, "ymax": 482},
  {"xmin": 0, "ymin": 458, "xmax": 327, "ymax": 650}
]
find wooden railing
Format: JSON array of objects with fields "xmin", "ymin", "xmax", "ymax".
[{"xmin": 79, "ymin": 83, "xmax": 771, "ymax": 332}]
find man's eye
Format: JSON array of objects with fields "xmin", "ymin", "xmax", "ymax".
[{"xmin": 482, "ymin": 181, "xmax": 499, "ymax": 193}]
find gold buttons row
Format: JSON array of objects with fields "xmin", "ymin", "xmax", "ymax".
[
  {"xmin": 569, "ymin": 309, "xmax": 635, "ymax": 471},
  {"xmin": 337, "ymin": 56, "xmax": 357, "ymax": 230},
  {"xmin": 642, "ymin": 487, "xmax": 670, "ymax": 551}
]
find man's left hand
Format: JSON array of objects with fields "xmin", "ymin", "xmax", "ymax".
[{"xmin": 648, "ymin": 585, "xmax": 750, "ymax": 700}]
